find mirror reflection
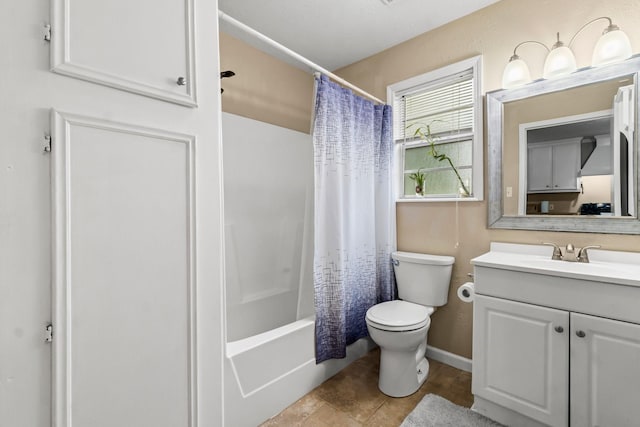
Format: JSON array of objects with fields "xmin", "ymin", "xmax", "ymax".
[
  {"xmin": 502, "ymin": 75, "xmax": 636, "ymax": 218},
  {"xmin": 487, "ymin": 57, "xmax": 640, "ymax": 234}
]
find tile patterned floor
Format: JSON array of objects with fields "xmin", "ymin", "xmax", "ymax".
[{"xmin": 260, "ymin": 348, "xmax": 473, "ymax": 426}]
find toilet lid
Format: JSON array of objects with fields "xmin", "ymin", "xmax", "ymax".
[{"xmin": 366, "ymin": 300, "xmax": 431, "ymax": 332}]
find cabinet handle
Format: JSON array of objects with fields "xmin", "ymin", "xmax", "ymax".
[
  {"xmin": 554, "ymin": 326, "xmax": 564, "ymax": 333},
  {"xmin": 176, "ymin": 77, "xmax": 187, "ymax": 86},
  {"xmin": 576, "ymin": 330, "xmax": 586, "ymax": 338}
]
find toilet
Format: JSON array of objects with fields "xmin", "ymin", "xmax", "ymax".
[{"xmin": 365, "ymin": 251, "xmax": 454, "ymax": 397}]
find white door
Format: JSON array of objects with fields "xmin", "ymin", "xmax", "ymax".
[
  {"xmin": 472, "ymin": 295, "xmax": 569, "ymax": 427},
  {"xmin": 570, "ymin": 313, "xmax": 640, "ymax": 427},
  {"xmin": 0, "ymin": 1, "xmax": 223, "ymax": 426}
]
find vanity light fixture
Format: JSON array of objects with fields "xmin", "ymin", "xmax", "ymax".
[
  {"xmin": 502, "ymin": 16, "xmax": 632, "ymax": 89},
  {"xmin": 542, "ymin": 33, "xmax": 577, "ymax": 79},
  {"xmin": 501, "ymin": 41, "xmax": 549, "ymax": 89},
  {"xmin": 571, "ymin": 17, "xmax": 633, "ymax": 67}
]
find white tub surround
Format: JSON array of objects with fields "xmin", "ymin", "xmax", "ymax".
[
  {"xmin": 222, "ymin": 112, "xmax": 314, "ymax": 341},
  {"xmin": 471, "ymin": 242, "xmax": 640, "ymax": 427}
]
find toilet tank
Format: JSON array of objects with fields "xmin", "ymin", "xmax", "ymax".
[{"xmin": 391, "ymin": 251, "xmax": 455, "ymax": 306}]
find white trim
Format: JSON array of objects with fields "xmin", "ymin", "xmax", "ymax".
[
  {"xmin": 387, "ymin": 55, "xmax": 484, "ymax": 202},
  {"xmin": 50, "ymin": 0, "xmax": 197, "ymax": 107},
  {"xmin": 398, "ymin": 197, "xmax": 482, "ymax": 203},
  {"xmin": 425, "ymin": 345, "xmax": 472, "ymax": 372}
]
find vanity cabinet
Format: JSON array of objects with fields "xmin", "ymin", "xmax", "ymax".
[
  {"xmin": 474, "ymin": 295, "xmax": 640, "ymax": 427},
  {"xmin": 471, "ymin": 243, "xmax": 640, "ymax": 427},
  {"xmin": 527, "ymin": 141, "xmax": 580, "ymax": 193}
]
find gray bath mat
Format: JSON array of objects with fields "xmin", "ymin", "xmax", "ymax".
[{"xmin": 400, "ymin": 394, "xmax": 503, "ymax": 427}]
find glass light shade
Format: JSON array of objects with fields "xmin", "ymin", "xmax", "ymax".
[
  {"xmin": 543, "ymin": 45, "xmax": 577, "ymax": 79},
  {"xmin": 502, "ymin": 57, "xmax": 532, "ymax": 89},
  {"xmin": 592, "ymin": 28, "xmax": 632, "ymax": 66}
]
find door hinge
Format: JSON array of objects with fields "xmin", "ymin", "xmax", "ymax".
[
  {"xmin": 43, "ymin": 24, "xmax": 51, "ymax": 42},
  {"xmin": 44, "ymin": 134, "xmax": 52, "ymax": 153},
  {"xmin": 45, "ymin": 324, "xmax": 53, "ymax": 343}
]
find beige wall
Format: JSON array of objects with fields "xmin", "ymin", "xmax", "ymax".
[
  {"xmin": 219, "ymin": 31, "xmax": 313, "ymax": 133},
  {"xmin": 219, "ymin": 0, "xmax": 640, "ymax": 360},
  {"xmin": 336, "ymin": 0, "xmax": 640, "ymax": 359}
]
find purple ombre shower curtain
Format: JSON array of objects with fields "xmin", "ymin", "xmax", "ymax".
[{"xmin": 312, "ymin": 75, "xmax": 396, "ymax": 363}]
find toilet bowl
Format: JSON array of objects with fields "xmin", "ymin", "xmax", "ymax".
[
  {"xmin": 366, "ymin": 300, "xmax": 434, "ymax": 397},
  {"xmin": 366, "ymin": 251, "xmax": 454, "ymax": 397}
]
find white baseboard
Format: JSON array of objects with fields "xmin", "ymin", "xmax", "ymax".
[{"xmin": 426, "ymin": 345, "xmax": 472, "ymax": 372}]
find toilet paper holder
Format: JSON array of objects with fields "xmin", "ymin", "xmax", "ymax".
[
  {"xmin": 457, "ymin": 281, "xmax": 475, "ymax": 303},
  {"xmin": 462, "ymin": 273, "xmax": 475, "ymax": 296}
]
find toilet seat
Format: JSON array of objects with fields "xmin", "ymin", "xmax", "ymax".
[{"xmin": 366, "ymin": 300, "xmax": 433, "ymax": 332}]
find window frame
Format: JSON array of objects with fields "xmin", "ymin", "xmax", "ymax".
[{"xmin": 387, "ymin": 55, "xmax": 484, "ymax": 202}]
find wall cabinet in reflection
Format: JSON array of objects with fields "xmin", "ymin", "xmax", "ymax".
[{"xmin": 527, "ymin": 140, "xmax": 580, "ymax": 193}]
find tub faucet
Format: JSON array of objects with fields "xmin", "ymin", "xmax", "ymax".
[{"xmin": 577, "ymin": 245, "xmax": 601, "ymax": 263}]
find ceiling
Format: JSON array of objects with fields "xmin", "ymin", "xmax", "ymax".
[{"xmin": 218, "ymin": 0, "xmax": 501, "ymax": 71}]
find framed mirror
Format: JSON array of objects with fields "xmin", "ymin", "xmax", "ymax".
[{"xmin": 487, "ymin": 55, "xmax": 640, "ymax": 234}]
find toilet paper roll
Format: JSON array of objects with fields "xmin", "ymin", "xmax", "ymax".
[{"xmin": 457, "ymin": 282, "xmax": 475, "ymax": 303}]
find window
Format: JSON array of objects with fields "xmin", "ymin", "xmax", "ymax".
[{"xmin": 387, "ymin": 56, "xmax": 483, "ymax": 201}]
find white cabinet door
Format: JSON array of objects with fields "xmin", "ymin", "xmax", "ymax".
[
  {"xmin": 51, "ymin": 0, "xmax": 196, "ymax": 106},
  {"xmin": 570, "ymin": 313, "xmax": 640, "ymax": 427},
  {"xmin": 51, "ymin": 113, "xmax": 200, "ymax": 427},
  {"xmin": 551, "ymin": 142, "xmax": 580, "ymax": 190},
  {"xmin": 473, "ymin": 295, "xmax": 569, "ymax": 427},
  {"xmin": 527, "ymin": 141, "xmax": 580, "ymax": 193},
  {"xmin": 528, "ymin": 145, "xmax": 553, "ymax": 191}
]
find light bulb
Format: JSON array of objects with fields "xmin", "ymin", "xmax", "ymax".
[
  {"xmin": 543, "ymin": 43, "xmax": 577, "ymax": 79},
  {"xmin": 502, "ymin": 56, "xmax": 532, "ymax": 89},
  {"xmin": 592, "ymin": 26, "xmax": 632, "ymax": 66}
]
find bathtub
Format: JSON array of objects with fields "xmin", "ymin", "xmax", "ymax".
[
  {"xmin": 224, "ymin": 316, "xmax": 375, "ymax": 426},
  {"xmin": 221, "ymin": 113, "xmax": 373, "ymax": 425}
]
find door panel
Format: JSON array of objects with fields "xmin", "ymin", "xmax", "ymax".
[
  {"xmin": 571, "ymin": 313, "xmax": 640, "ymax": 427},
  {"xmin": 51, "ymin": 0, "xmax": 196, "ymax": 106},
  {"xmin": 473, "ymin": 295, "xmax": 569, "ymax": 427},
  {"xmin": 52, "ymin": 111, "xmax": 196, "ymax": 427}
]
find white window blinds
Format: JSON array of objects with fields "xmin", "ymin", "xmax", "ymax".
[{"xmin": 393, "ymin": 70, "xmax": 474, "ymax": 141}]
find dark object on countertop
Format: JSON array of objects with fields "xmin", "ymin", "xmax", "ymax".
[{"xmin": 580, "ymin": 202, "xmax": 611, "ymax": 215}]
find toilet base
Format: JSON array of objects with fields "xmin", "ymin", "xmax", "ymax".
[{"xmin": 378, "ymin": 351, "xmax": 430, "ymax": 398}]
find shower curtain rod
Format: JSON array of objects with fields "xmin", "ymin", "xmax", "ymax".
[{"xmin": 218, "ymin": 11, "xmax": 385, "ymax": 105}]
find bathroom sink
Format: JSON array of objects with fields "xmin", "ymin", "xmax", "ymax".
[
  {"xmin": 472, "ymin": 243, "xmax": 640, "ymax": 287},
  {"xmin": 525, "ymin": 258, "xmax": 635, "ymax": 279}
]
